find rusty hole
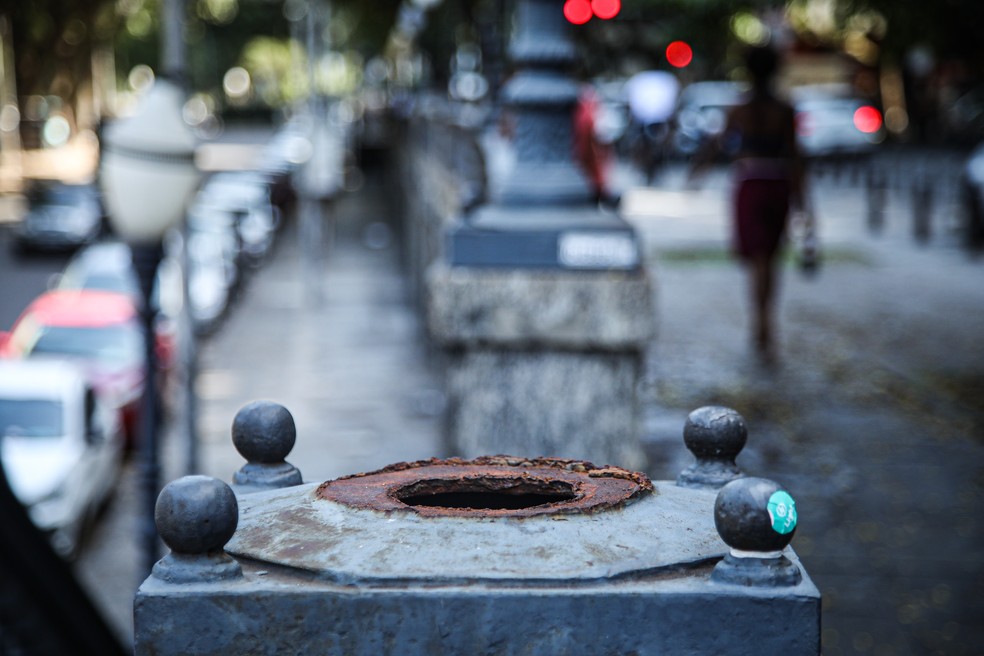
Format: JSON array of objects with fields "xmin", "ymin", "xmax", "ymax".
[
  {"xmin": 393, "ymin": 477, "xmax": 578, "ymax": 511},
  {"xmin": 317, "ymin": 457, "xmax": 653, "ymax": 517}
]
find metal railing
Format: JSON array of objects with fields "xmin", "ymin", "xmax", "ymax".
[{"xmin": 391, "ymin": 94, "xmax": 492, "ymax": 309}]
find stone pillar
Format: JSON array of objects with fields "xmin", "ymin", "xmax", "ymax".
[
  {"xmin": 133, "ymin": 403, "xmax": 821, "ymax": 655},
  {"xmin": 427, "ymin": 0, "xmax": 656, "ymax": 469},
  {"xmin": 428, "ymin": 266, "xmax": 653, "ymax": 468}
]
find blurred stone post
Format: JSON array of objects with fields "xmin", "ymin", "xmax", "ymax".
[{"xmin": 426, "ymin": 0, "xmax": 656, "ymax": 469}]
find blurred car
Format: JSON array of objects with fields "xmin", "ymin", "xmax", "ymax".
[
  {"xmin": 56, "ymin": 239, "xmax": 141, "ymax": 298},
  {"xmin": 255, "ymin": 130, "xmax": 302, "ymax": 210},
  {"xmin": 671, "ymin": 81, "xmax": 745, "ymax": 157},
  {"xmin": 194, "ymin": 171, "xmax": 281, "ymax": 265},
  {"xmin": 55, "ymin": 239, "xmax": 181, "ymax": 369},
  {"xmin": 13, "ymin": 181, "xmax": 105, "ymax": 254},
  {"xmin": 185, "ymin": 226, "xmax": 236, "ymax": 335},
  {"xmin": 592, "ymin": 78, "xmax": 632, "ymax": 149},
  {"xmin": 0, "ymin": 359, "xmax": 125, "ymax": 558},
  {"xmin": 792, "ymin": 85, "xmax": 886, "ymax": 159},
  {"xmin": 0, "ymin": 290, "xmax": 146, "ymax": 445},
  {"xmin": 185, "ymin": 198, "xmax": 242, "ymax": 335}
]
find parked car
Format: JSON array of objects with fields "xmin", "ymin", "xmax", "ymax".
[
  {"xmin": 56, "ymin": 240, "xmax": 141, "ymax": 298},
  {"xmin": 13, "ymin": 181, "xmax": 105, "ymax": 254},
  {"xmin": 0, "ymin": 290, "xmax": 146, "ymax": 446},
  {"xmin": 55, "ymin": 239, "xmax": 182, "ymax": 368},
  {"xmin": 671, "ymin": 81, "xmax": 745, "ymax": 157},
  {"xmin": 0, "ymin": 359, "xmax": 125, "ymax": 558},
  {"xmin": 255, "ymin": 125, "xmax": 305, "ymax": 210},
  {"xmin": 792, "ymin": 85, "xmax": 886, "ymax": 159},
  {"xmin": 194, "ymin": 171, "xmax": 281, "ymax": 265},
  {"xmin": 185, "ymin": 226, "xmax": 236, "ymax": 335}
]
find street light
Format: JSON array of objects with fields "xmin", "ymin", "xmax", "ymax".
[{"xmin": 99, "ymin": 77, "xmax": 199, "ymax": 577}]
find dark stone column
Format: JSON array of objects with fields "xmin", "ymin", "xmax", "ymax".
[{"xmin": 428, "ymin": 0, "xmax": 656, "ymax": 467}]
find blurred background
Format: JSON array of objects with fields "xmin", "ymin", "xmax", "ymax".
[
  {"xmin": 1, "ymin": 0, "xmax": 983, "ymax": 184},
  {"xmin": 1, "ymin": 0, "xmax": 983, "ymax": 655}
]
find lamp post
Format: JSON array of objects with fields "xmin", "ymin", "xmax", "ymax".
[
  {"xmin": 446, "ymin": 0, "xmax": 640, "ymax": 269},
  {"xmin": 100, "ymin": 78, "xmax": 199, "ymax": 577},
  {"xmin": 426, "ymin": 0, "xmax": 654, "ymax": 468}
]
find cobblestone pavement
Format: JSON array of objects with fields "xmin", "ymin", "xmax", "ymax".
[{"xmin": 76, "ymin": 149, "xmax": 982, "ymax": 654}]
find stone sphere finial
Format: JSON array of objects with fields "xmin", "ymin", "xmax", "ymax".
[
  {"xmin": 710, "ymin": 477, "xmax": 802, "ymax": 587},
  {"xmin": 152, "ymin": 475, "xmax": 242, "ymax": 583},
  {"xmin": 676, "ymin": 406, "xmax": 746, "ymax": 489},
  {"xmin": 231, "ymin": 401, "xmax": 303, "ymax": 491}
]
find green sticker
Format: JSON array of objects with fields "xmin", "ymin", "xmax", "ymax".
[{"xmin": 767, "ymin": 490, "xmax": 797, "ymax": 535}]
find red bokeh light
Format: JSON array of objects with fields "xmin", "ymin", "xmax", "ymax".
[
  {"xmin": 853, "ymin": 105, "xmax": 883, "ymax": 133},
  {"xmin": 666, "ymin": 41, "xmax": 693, "ymax": 68},
  {"xmin": 591, "ymin": 0, "xmax": 621, "ymax": 20},
  {"xmin": 564, "ymin": 0, "xmax": 593, "ymax": 25}
]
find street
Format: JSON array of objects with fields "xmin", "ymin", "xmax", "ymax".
[{"xmin": 1, "ymin": 144, "xmax": 982, "ymax": 654}]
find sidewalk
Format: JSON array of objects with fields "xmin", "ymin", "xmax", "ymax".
[
  {"xmin": 625, "ymin": 161, "xmax": 983, "ymax": 655},
  {"xmin": 193, "ymin": 174, "xmax": 445, "ymax": 485}
]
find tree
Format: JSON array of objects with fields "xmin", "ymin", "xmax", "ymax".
[{"xmin": 3, "ymin": 0, "xmax": 116, "ymax": 141}]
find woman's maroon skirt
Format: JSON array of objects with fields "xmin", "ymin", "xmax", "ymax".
[{"xmin": 733, "ymin": 176, "xmax": 790, "ymax": 260}]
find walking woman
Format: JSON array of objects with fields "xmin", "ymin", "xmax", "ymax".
[{"xmin": 690, "ymin": 45, "xmax": 806, "ymax": 362}]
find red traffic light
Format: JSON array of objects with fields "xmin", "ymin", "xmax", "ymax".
[
  {"xmin": 565, "ymin": 0, "xmax": 621, "ymax": 24},
  {"xmin": 853, "ymin": 105, "xmax": 883, "ymax": 133},
  {"xmin": 666, "ymin": 41, "xmax": 693, "ymax": 68},
  {"xmin": 564, "ymin": 0, "xmax": 592, "ymax": 25},
  {"xmin": 591, "ymin": 0, "xmax": 621, "ymax": 20}
]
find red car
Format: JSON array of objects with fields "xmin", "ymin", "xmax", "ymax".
[{"xmin": 0, "ymin": 290, "xmax": 147, "ymax": 446}]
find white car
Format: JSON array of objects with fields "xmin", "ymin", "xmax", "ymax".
[
  {"xmin": 671, "ymin": 81, "xmax": 746, "ymax": 156},
  {"xmin": 792, "ymin": 85, "xmax": 886, "ymax": 159},
  {"xmin": 0, "ymin": 360, "xmax": 125, "ymax": 558},
  {"xmin": 194, "ymin": 171, "xmax": 281, "ymax": 263}
]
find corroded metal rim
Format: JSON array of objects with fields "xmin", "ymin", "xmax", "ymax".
[{"xmin": 316, "ymin": 456, "xmax": 653, "ymax": 518}]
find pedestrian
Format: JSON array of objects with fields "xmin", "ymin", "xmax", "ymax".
[
  {"xmin": 688, "ymin": 45, "xmax": 807, "ymax": 363},
  {"xmin": 573, "ymin": 85, "xmax": 616, "ymax": 207}
]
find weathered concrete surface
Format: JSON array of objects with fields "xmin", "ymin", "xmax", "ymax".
[
  {"xmin": 224, "ymin": 481, "xmax": 724, "ymax": 583},
  {"xmin": 427, "ymin": 263, "xmax": 655, "ymax": 349},
  {"xmin": 135, "ymin": 571, "xmax": 820, "ymax": 656},
  {"xmin": 428, "ymin": 263, "xmax": 656, "ymax": 469},
  {"xmin": 443, "ymin": 349, "xmax": 644, "ymax": 468}
]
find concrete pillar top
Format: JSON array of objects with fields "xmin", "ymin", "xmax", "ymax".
[{"xmin": 223, "ymin": 458, "xmax": 729, "ymax": 585}]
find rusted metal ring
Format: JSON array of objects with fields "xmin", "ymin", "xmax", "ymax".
[{"xmin": 316, "ymin": 456, "xmax": 653, "ymax": 518}]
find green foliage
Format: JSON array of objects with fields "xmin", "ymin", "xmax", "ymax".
[
  {"xmin": 5, "ymin": 0, "xmax": 984, "ymax": 127},
  {"xmin": 240, "ymin": 36, "xmax": 307, "ymax": 107}
]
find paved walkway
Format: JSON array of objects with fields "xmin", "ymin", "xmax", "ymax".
[
  {"xmin": 627, "ymin": 160, "xmax": 983, "ymax": 656},
  {"xmin": 78, "ymin": 149, "xmax": 982, "ymax": 655},
  {"xmin": 193, "ymin": 180, "xmax": 445, "ymax": 485}
]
